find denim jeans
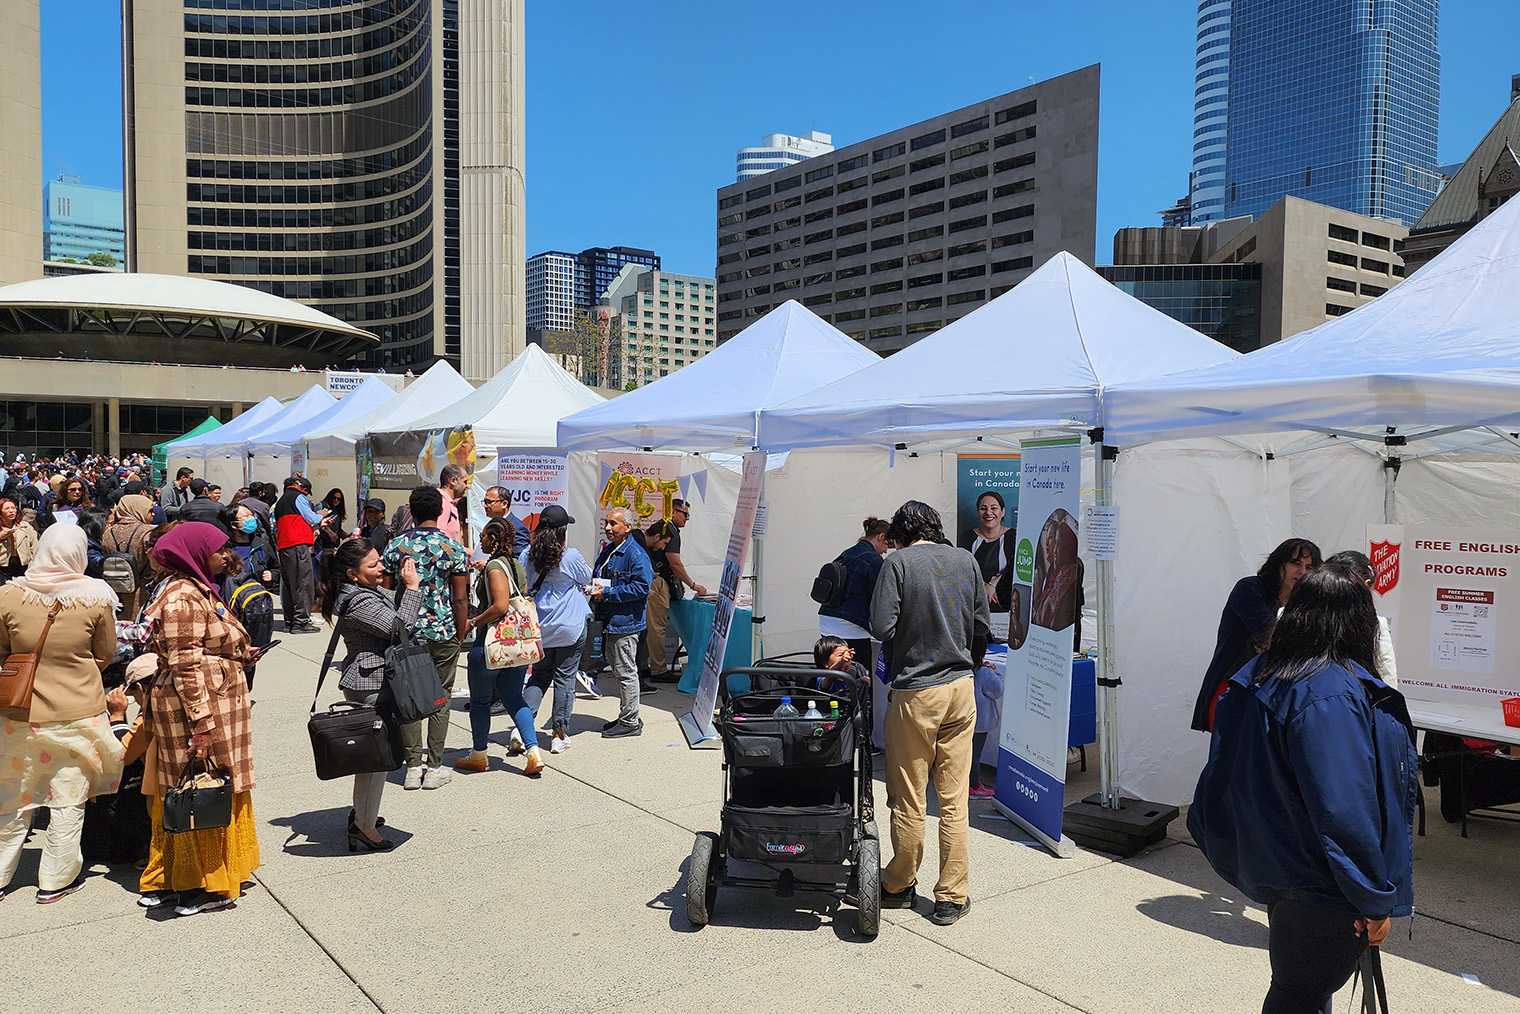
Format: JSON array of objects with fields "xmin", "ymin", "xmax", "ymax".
[
  {"xmin": 1262, "ymin": 899, "xmax": 1368, "ymax": 1014},
  {"xmin": 467, "ymin": 634, "xmax": 533, "ymax": 753},
  {"xmin": 607, "ymin": 630, "xmax": 641, "ymax": 727},
  {"xmin": 523, "ymin": 633, "xmax": 586, "ymax": 734}
]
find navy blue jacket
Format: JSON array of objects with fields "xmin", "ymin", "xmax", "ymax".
[
  {"xmin": 1188, "ymin": 657, "xmax": 1417, "ymax": 920},
  {"xmin": 817, "ymin": 539, "xmax": 884, "ymax": 632},
  {"xmin": 591, "ymin": 535, "xmax": 652, "ymax": 635},
  {"xmin": 1191, "ymin": 575, "xmax": 1277, "ymax": 731}
]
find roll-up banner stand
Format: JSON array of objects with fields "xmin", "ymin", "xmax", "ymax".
[
  {"xmin": 681, "ymin": 450, "xmax": 765, "ymax": 748},
  {"xmin": 496, "ymin": 448, "xmax": 570, "ymax": 533},
  {"xmin": 994, "ymin": 436, "xmax": 1081, "ymax": 857}
]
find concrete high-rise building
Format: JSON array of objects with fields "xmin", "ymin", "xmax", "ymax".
[
  {"xmin": 1189, "ymin": 0, "xmax": 1441, "ymax": 226},
  {"xmin": 0, "ymin": 0, "xmax": 43, "ymax": 288},
  {"xmin": 526, "ymin": 250, "xmax": 577, "ymax": 331},
  {"xmin": 124, "ymin": 0, "xmax": 525, "ymax": 376},
  {"xmin": 601, "ymin": 266, "xmax": 716, "ymax": 388},
  {"xmin": 575, "ymin": 246, "xmax": 659, "ymax": 310},
  {"xmin": 44, "ymin": 176, "xmax": 126, "ymax": 266},
  {"xmin": 714, "ymin": 66, "xmax": 1099, "ymax": 355},
  {"xmin": 736, "ymin": 131, "xmax": 834, "ymax": 182}
]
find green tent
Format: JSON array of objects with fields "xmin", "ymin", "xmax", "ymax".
[{"xmin": 152, "ymin": 415, "xmax": 222, "ymax": 486}]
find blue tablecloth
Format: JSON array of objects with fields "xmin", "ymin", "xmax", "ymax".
[{"xmin": 669, "ymin": 598, "xmax": 753, "ymax": 695}]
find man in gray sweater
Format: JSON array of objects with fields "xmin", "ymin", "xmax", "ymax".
[{"xmin": 870, "ymin": 500, "xmax": 989, "ymax": 926}]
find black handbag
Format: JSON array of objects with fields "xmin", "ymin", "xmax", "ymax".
[
  {"xmin": 161, "ymin": 755, "xmax": 234, "ymax": 834},
  {"xmin": 307, "ymin": 606, "xmax": 404, "ymax": 780},
  {"xmin": 381, "ymin": 626, "xmax": 448, "ymax": 725}
]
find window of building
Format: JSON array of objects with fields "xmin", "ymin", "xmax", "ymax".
[
  {"xmin": 719, "ymin": 232, "xmax": 742, "ymax": 246},
  {"xmin": 871, "ymin": 235, "xmax": 904, "ymax": 251},
  {"xmin": 908, "ymin": 271, "xmax": 943, "ymax": 287},
  {"xmin": 719, "ymin": 194, "xmax": 743, "ymax": 210},
  {"xmin": 748, "ymin": 244, "xmax": 772, "ymax": 258},
  {"xmin": 991, "ymin": 257, "xmax": 1033, "ymax": 273},
  {"xmin": 746, "ymin": 184, "xmax": 772, "ymax": 200},
  {"xmin": 804, "ymin": 209, "xmax": 834, "ymax": 226},
  {"xmin": 872, "ymin": 189, "xmax": 905, "ymax": 206},
  {"xmin": 1327, "ymin": 249, "xmax": 1357, "ymax": 267},
  {"xmin": 949, "ymin": 215, "xmax": 987, "ymax": 234},
  {"xmin": 908, "ymin": 224, "xmax": 944, "ymax": 242},
  {"xmin": 874, "ymin": 142, "xmax": 906, "ymax": 162},
  {"xmin": 718, "ymin": 253, "xmax": 742, "ymax": 266},
  {"xmin": 837, "ymin": 221, "xmax": 867, "ymax": 237},
  {"xmin": 806, "ymin": 186, "xmax": 835, "ymax": 203},
  {"xmin": 776, "ymin": 216, "xmax": 802, "ymax": 231},
  {"xmin": 947, "ymin": 288, "xmax": 985, "ymax": 305},
  {"xmin": 906, "ymin": 295, "xmax": 943, "ymax": 312},
  {"xmin": 873, "ymin": 164, "xmax": 906, "ymax": 183},
  {"xmin": 804, "ymin": 251, "xmax": 834, "ymax": 267},
  {"xmin": 910, "ymin": 153, "xmax": 946, "ymax": 173},
  {"xmin": 1360, "ymin": 257, "xmax": 1389, "ymax": 274},
  {"xmin": 1326, "ymin": 276, "xmax": 1356, "ymax": 293},
  {"xmin": 948, "ymin": 240, "xmax": 986, "ymax": 257},
  {"xmin": 805, "ymin": 164, "xmax": 835, "ymax": 183},
  {"xmin": 838, "ymin": 153, "xmax": 869, "ymax": 172},
  {"xmin": 869, "ymin": 325, "xmax": 904, "ymax": 339},
  {"xmin": 869, "ymin": 302, "xmax": 902, "ymax": 317},
  {"xmin": 949, "ymin": 190, "xmax": 988, "ymax": 209},
  {"xmin": 1328, "ymin": 223, "xmax": 1358, "ymax": 242},
  {"xmin": 992, "ymin": 231, "xmax": 1033, "ymax": 248},
  {"xmin": 838, "ymin": 242, "xmax": 867, "ymax": 257},
  {"xmin": 746, "ymin": 204, "xmax": 771, "ymax": 220},
  {"xmin": 1361, "ymin": 282, "xmax": 1388, "ymax": 297},
  {"xmin": 992, "ymin": 203, "xmax": 1035, "ymax": 223},
  {"xmin": 870, "ymin": 280, "xmax": 903, "ymax": 295},
  {"xmin": 907, "ymin": 249, "xmax": 944, "ymax": 267},
  {"xmin": 836, "ymin": 265, "xmax": 865, "ymax": 280},
  {"xmin": 1392, "ymin": 264, "xmax": 1406, "ymax": 277},
  {"xmin": 991, "ymin": 179, "xmax": 1034, "ymax": 198},
  {"xmin": 993, "ymin": 152, "xmax": 1035, "ymax": 174},
  {"xmin": 1326, "ymin": 303, "xmax": 1353, "ymax": 316},
  {"xmin": 776, "ymin": 257, "xmax": 802, "ymax": 271},
  {"xmin": 746, "ymin": 224, "xmax": 771, "ymax": 238},
  {"xmin": 744, "ymin": 285, "xmax": 770, "ymax": 298},
  {"xmin": 871, "ymin": 211, "xmax": 905, "ymax": 228},
  {"xmin": 775, "ymin": 195, "xmax": 802, "ymax": 211},
  {"xmin": 774, "ymin": 175, "xmax": 802, "ymax": 192},
  {"xmin": 838, "ymin": 198, "xmax": 868, "ymax": 215},
  {"xmin": 951, "ymin": 139, "xmax": 990, "ymax": 160},
  {"xmin": 1362, "ymin": 232, "xmax": 1390, "ymax": 250},
  {"xmin": 910, "ymin": 177, "xmax": 946, "ymax": 196},
  {"xmin": 910, "ymin": 128, "xmax": 946, "ymax": 151},
  {"xmin": 909, "ymin": 200, "xmax": 945, "ymax": 219},
  {"xmin": 837, "ymin": 176, "xmax": 868, "ymax": 193},
  {"xmin": 951, "ymin": 115, "xmax": 988, "ymax": 138},
  {"xmin": 995, "ymin": 100, "xmax": 1036, "ymax": 124},
  {"xmin": 836, "ymin": 308, "xmax": 866, "ymax": 323},
  {"xmin": 994, "ymin": 126, "xmax": 1037, "ymax": 148},
  {"xmin": 718, "ymin": 212, "xmax": 742, "ymax": 226},
  {"xmin": 804, "ymin": 271, "xmax": 833, "ymax": 286},
  {"xmin": 774, "ymin": 278, "xmax": 799, "ymax": 292},
  {"xmin": 805, "ymin": 230, "xmax": 834, "ymax": 245},
  {"xmin": 948, "ymin": 265, "xmax": 987, "ymax": 281},
  {"xmin": 906, "ymin": 319, "xmax": 940, "ymax": 335},
  {"xmin": 743, "ymin": 265, "xmax": 769, "ymax": 278},
  {"xmin": 717, "ymin": 270, "xmax": 741, "ymax": 284},
  {"xmin": 869, "ymin": 259, "xmax": 902, "ymax": 274},
  {"xmin": 803, "ymin": 292, "xmax": 832, "ymax": 307}
]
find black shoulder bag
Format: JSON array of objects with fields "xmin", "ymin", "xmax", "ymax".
[
  {"xmin": 381, "ymin": 587, "xmax": 449, "ymax": 725},
  {"xmin": 307, "ymin": 603, "xmax": 403, "ymax": 780},
  {"xmin": 161, "ymin": 755, "xmax": 233, "ymax": 834}
]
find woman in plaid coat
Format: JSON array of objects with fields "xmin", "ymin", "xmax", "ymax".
[{"xmin": 139, "ymin": 522, "xmax": 260, "ymax": 917}]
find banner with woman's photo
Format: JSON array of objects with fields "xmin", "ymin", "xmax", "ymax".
[
  {"xmin": 995, "ymin": 436, "xmax": 1081, "ymax": 849},
  {"xmin": 956, "ymin": 455, "xmax": 1020, "ymax": 641},
  {"xmin": 358, "ymin": 425, "xmax": 477, "ymax": 502}
]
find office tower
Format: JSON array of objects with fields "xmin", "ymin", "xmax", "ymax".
[
  {"xmin": 736, "ymin": 131, "xmax": 834, "ymax": 182},
  {"xmin": 124, "ymin": 0, "xmax": 525, "ymax": 375},
  {"xmin": 44, "ymin": 176, "xmax": 126, "ymax": 265},
  {"xmin": 575, "ymin": 246, "xmax": 659, "ymax": 310},
  {"xmin": 0, "ymin": 0, "xmax": 43, "ymax": 287},
  {"xmin": 1190, "ymin": 0, "xmax": 1441, "ymax": 225},
  {"xmin": 526, "ymin": 251, "xmax": 577, "ymax": 331},
  {"xmin": 601, "ymin": 267, "xmax": 716, "ymax": 388},
  {"xmin": 714, "ymin": 66, "xmax": 1098, "ymax": 354}
]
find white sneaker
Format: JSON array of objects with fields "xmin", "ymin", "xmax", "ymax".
[
  {"xmin": 403, "ymin": 765, "xmax": 425, "ymax": 790},
  {"xmin": 576, "ymin": 671, "xmax": 602, "ymax": 699},
  {"xmin": 550, "ymin": 733, "xmax": 570, "ymax": 754},
  {"xmin": 490, "ymin": 701, "xmax": 507, "ymax": 715},
  {"xmin": 507, "ymin": 729, "xmax": 525, "ymax": 755},
  {"xmin": 421, "ymin": 767, "xmax": 453, "ymax": 790}
]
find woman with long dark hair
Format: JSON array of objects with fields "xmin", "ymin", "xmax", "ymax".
[
  {"xmin": 51, "ymin": 478, "xmax": 92, "ymax": 526},
  {"xmin": 454, "ymin": 519, "xmax": 542, "ymax": 775},
  {"xmin": 958, "ymin": 492, "xmax": 1016, "ymax": 617},
  {"xmin": 1189, "ymin": 563, "xmax": 1417, "ymax": 1014},
  {"xmin": 315, "ymin": 537, "xmax": 422, "ymax": 851},
  {"xmin": 1190, "ymin": 537, "xmax": 1322, "ymax": 732},
  {"xmin": 520, "ymin": 506, "xmax": 592, "ymax": 754}
]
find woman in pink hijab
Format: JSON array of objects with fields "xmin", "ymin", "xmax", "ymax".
[{"xmin": 139, "ymin": 522, "xmax": 260, "ymax": 917}]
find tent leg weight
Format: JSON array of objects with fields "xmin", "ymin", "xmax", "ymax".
[{"xmin": 1062, "ymin": 794, "xmax": 1179, "ymax": 858}]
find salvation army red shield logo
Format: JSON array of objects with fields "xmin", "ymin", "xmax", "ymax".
[{"xmin": 1369, "ymin": 541, "xmax": 1399, "ymax": 596}]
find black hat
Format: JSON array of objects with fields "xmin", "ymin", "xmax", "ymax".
[
  {"xmin": 538, "ymin": 504, "xmax": 574, "ymax": 529},
  {"xmin": 364, "ymin": 498, "xmax": 387, "ymax": 514},
  {"xmin": 188, "ymin": 477, "xmax": 208, "ymax": 495}
]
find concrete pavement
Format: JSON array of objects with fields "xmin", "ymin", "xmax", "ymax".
[{"xmin": 6, "ymin": 631, "xmax": 1520, "ymax": 1013}]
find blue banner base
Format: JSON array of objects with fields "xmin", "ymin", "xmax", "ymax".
[
  {"xmin": 993, "ymin": 747, "xmax": 1077, "ymax": 858},
  {"xmin": 678, "ymin": 710, "xmax": 721, "ymax": 750}
]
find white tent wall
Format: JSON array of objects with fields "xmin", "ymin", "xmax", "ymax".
[
  {"xmin": 302, "ymin": 455, "xmax": 359, "ymax": 522},
  {"xmin": 1394, "ymin": 455, "xmax": 1520, "ymax": 528},
  {"xmin": 170, "ymin": 453, "xmax": 247, "ymax": 496},
  {"xmin": 1111, "ymin": 440, "xmax": 1293, "ymax": 807}
]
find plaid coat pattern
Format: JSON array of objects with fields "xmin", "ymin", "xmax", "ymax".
[{"xmin": 144, "ymin": 577, "xmax": 256, "ymax": 795}]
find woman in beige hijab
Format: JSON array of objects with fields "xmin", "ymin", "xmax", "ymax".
[{"xmin": 102, "ymin": 495, "xmax": 156, "ymax": 618}]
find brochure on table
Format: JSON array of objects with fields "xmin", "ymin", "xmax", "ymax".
[
  {"xmin": 1368, "ymin": 525, "xmax": 1520, "ymax": 725},
  {"xmin": 994, "ymin": 436, "xmax": 1081, "ymax": 853}
]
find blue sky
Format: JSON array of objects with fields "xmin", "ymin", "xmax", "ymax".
[{"xmin": 43, "ymin": 1, "xmax": 1520, "ymax": 277}]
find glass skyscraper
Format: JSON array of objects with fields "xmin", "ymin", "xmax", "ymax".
[{"xmin": 1190, "ymin": 0, "xmax": 1441, "ymax": 225}]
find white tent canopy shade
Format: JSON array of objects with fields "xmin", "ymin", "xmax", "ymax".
[
  {"xmin": 248, "ymin": 375, "xmax": 397, "ymax": 458},
  {"xmin": 304, "ymin": 362, "xmax": 473, "ymax": 460},
  {"xmin": 169, "ymin": 395, "xmax": 288, "ymax": 462},
  {"xmin": 1103, "ymin": 191, "xmax": 1520, "ymax": 447},
  {"xmin": 757, "ymin": 253, "xmax": 1240, "ymax": 450},
  {"xmin": 193, "ymin": 385, "xmax": 336, "ymax": 459},
  {"xmin": 557, "ymin": 300, "xmax": 879, "ymax": 453},
  {"xmin": 378, "ymin": 344, "xmax": 605, "ymax": 449}
]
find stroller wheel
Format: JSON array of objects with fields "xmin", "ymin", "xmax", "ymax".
[
  {"xmin": 855, "ymin": 837, "xmax": 881, "ymax": 938},
  {"xmin": 685, "ymin": 832, "xmax": 720, "ymax": 927}
]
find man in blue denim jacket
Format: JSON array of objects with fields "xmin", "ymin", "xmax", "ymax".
[{"xmin": 590, "ymin": 507, "xmax": 652, "ymax": 738}]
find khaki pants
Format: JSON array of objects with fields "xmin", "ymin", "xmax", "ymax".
[
  {"xmin": 882, "ymin": 676, "xmax": 975, "ymax": 904},
  {"xmin": 646, "ymin": 577, "xmax": 672, "ymax": 674}
]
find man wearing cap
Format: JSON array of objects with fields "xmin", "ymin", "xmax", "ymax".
[
  {"xmin": 180, "ymin": 477, "xmax": 231, "ymax": 533},
  {"xmin": 360, "ymin": 498, "xmax": 392, "ymax": 554},
  {"xmin": 273, "ymin": 475, "xmax": 331, "ymax": 633}
]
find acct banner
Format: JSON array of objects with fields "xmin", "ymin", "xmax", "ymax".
[{"xmin": 594, "ymin": 452, "xmax": 682, "ymax": 533}]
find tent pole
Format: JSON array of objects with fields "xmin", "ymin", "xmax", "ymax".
[
  {"xmin": 1383, "ymin": 429, "xmax": 1404, "ymax": 525},
  {"xmin": 1093, "ymin": 439, "xmax": 1120, "ymax": 810},
  {"xmin": 751, "ymin": 472, "xmax": 767, "ymax": 663}
]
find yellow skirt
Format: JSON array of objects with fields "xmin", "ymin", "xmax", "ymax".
[{"xmin": 140, "ymin": 791, "xmax": 261, "ymax": 899}]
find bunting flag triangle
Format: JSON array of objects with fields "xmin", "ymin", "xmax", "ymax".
[{"xmin": 692, "ymin": 468, "xmax": 708, "ymax": 501}]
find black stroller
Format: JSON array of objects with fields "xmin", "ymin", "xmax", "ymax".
[{"xmin": 684, "ymin": 655, "xmax": 880, "ymax": 937}]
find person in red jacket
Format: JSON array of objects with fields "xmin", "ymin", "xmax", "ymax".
[{"xmin": 272, "ymin": 475, "xmax": 331, "ymax": 633}]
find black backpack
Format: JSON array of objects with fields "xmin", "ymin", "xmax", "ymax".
[{"xmin": 810, "ymin": 555, "xmax": 849, "ymax": 607}]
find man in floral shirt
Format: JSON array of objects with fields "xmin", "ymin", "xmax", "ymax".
[{"xmin": 382, "ymin": 485, "xmax": 470, "ymax": 790}]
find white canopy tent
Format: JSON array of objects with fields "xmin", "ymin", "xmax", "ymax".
[
  {"xmin": 758, "ymin": 253, "xmax": 1242, "ymax": 822},
  {"xmin": 170, "ymin": 391, "xmax": 338, "ymax": 491},
  {"xmin": 169, "ymin": 396, "xmax": 282, "ymax": 465},
  {"xmin": 557, "ymin": 300, "xmax": 879, "ymax": 453},
  {"xmin": 556, "ymin": 300, "xmax": 884, "ymax": 669},
  {"xmin": 247, "ymin": 374, "xmax": 397, "ymax": 480}
]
